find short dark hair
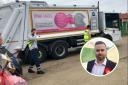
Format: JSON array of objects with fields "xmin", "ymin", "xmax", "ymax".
[
  {"xmin": 87, "ymin": 25, "xmax": 90, "ymax": 28},
  {"xmin": 95, "ymin": 41, "xmax": 106, "ymax": 47},
  {"xmin": 86, "ymin": 25, "xmax": 91, "ymax": 29},
  {"xmin": 31, "ymin": 29, "xmax": 36, "ymax": 32}
]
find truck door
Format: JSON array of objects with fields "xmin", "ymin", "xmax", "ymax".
[
  {"xmin": 104, "ymin": 13, "xmax": 121, "ymax": 41},
  {"xmin": 105, "ymin": 13, "xmax": 120, "ymax": 29}
]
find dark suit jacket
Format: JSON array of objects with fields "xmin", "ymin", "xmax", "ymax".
[{"xmin": 87, "ymin": 59, "xmax": 116, "ymax": 75}]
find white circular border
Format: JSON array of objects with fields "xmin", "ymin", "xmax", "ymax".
[{"xmin": 80, "ymin": 37, "xmax": 119, "ymax": 77}]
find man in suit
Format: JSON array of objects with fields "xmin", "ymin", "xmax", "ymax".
[{"xmin": 87, "ymin": 41, "xmax": 116, "ymax": 75}]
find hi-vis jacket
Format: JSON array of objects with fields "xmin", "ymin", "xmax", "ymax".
[
  {"xmin": 84, "ymin": 29, "xmax": 90, "ymax": 42},
  {"xmin": 27, "ymin": 34, "xmax": 38, "ymax": 50}
]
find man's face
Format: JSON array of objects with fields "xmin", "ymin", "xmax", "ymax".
[
  {"xmin": 0, "ymin": 36, "xmax": 3, "ymax": 45},
  {"xmin": 95, "ymin": 44, "xmax": 107, "ymax": 61}
]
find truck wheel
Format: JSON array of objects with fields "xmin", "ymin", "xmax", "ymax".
[
  {"xmin": 38, "ymin": 48, "xmax": 47, "ymax": 62},
  {"xmin": 50, "ymin": 40, "xmax": 69, "ymax": 59}
]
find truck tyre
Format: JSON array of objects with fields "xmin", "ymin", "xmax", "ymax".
[
  {"xmin": 50, "ymin": 40, "xmax": 69, "ymax": 59},
  {"xmin": 38, "ymin": 47, "xmax": 47, "ymax": 62}
]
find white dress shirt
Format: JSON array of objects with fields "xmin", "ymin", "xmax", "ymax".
[{"xmin": 91, "ymin": 58, "xmax": 107, "ymax": 75}]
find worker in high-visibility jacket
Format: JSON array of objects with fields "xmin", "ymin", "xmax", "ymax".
[
  {"xmin": 84, "ymin": 25, "xmax": 91, "ymax": 42},
  {"xmin": 27, "ymin": 29, "xmax": 45, "ymax": 74}
]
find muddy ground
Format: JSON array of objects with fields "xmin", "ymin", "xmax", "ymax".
[{"xmin": 23, "ymin": 36, "xmax": 127, "ymax": 85}]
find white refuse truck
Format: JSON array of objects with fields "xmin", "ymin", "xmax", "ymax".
[{"xmin": 0, "ymin": 1, "xmax": 121, "ymax": 62}]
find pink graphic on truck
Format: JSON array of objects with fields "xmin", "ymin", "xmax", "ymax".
[
  {"xmin": 54, "ymin": 12, "xmax": 69, "ymax": 28},
  {"xmin": 54, "ymin": 12, "xmax": 86, "ymax": 28},
  {"xmin": 32, "ymin": 11, "xmax": 89, "ymax": 34}
]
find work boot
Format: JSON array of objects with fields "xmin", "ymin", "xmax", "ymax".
[
  {"xmin": 37, "ymin": 70, "xmax": 45, "ymax": 74},
  {"xmin": 28, "ymin": 69, "xmax": 35, "ymax": 73}
]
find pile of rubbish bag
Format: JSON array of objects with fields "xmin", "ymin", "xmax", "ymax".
[
  {"xmin": 0, "ymin": 54, "xmax": 27, "ymax": 85},
  {"xmin": 0, "ymin": 71, "xmax": 27, "ymax": 85}
]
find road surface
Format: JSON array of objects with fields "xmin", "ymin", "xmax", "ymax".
[{"xmin": 23, "ymin": 36, "xmax": 128, "ymax": 85}]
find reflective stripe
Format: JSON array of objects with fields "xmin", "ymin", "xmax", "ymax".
[
  {"xmin": 27, "ymin": 40, "xmax": 38, "ymax": 50},
  {"xmin": 38, "ymin": 51, "xmax": 42, "ymax": 59},
  {"xmin": 27, "ymin": 40, "xmax": 33, "ymax": 48}
]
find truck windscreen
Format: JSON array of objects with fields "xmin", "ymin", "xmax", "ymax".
[{"xmin": 105, "ymin": 13, "xmax": 119, "ymax": 29}]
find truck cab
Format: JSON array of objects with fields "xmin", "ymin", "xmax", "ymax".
[{"xmin": 99, "ymin": 12, "xmax": 121, "ymax": 41}]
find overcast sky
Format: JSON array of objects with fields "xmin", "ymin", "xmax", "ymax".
[{"xmin": 0, "ymin": 0, "xmax": 127, "ymax": 13}]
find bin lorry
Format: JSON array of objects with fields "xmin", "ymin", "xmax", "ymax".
[{"xmin": 0, "ymin": 1, "xmax": 121, "ymax": 62}]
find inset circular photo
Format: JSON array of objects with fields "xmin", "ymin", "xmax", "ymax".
[{"xmin": 80, "ymin": 37, "xmax": 119, "ymax": 77}]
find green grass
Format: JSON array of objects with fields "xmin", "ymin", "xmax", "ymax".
[{"xmin": 81, "ymin": 47, "xmax": 95, "ymax": 63}]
